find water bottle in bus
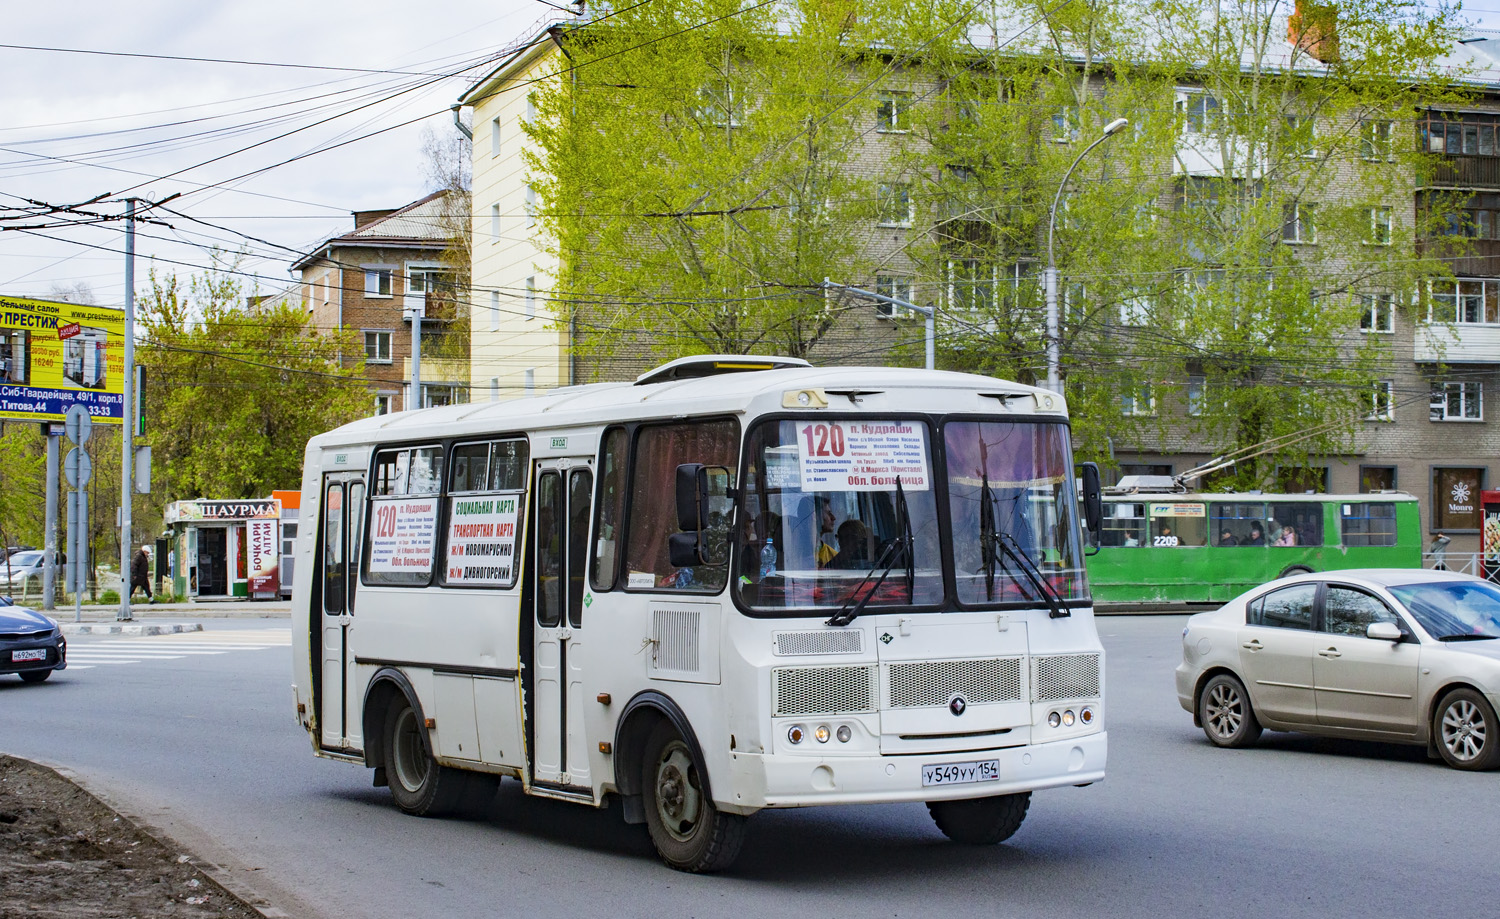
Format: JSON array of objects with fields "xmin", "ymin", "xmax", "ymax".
[{"xmin": 761, "ymin": 537, "xmax": 777, "ymax": 579}]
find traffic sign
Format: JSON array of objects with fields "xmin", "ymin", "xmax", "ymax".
[
  {"xmin": 64, "ymin": 447, "xmax": 92, "ymax": 488},
  {"xmin": 64, "ymin": 405, "xmax": 92, "ymax": 445}
]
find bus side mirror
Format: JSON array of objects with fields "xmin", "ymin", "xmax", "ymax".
[
  {"xmin": 1080, "ymin": 462, "xmax": 1103, "ymax": 534},
  {"xmin": 675, "ymin": 464, "xmax": 708, "ymax": 532},
  {"xmin": 672, "ymin": 463, "xmax": 732, "ymax": 568}
]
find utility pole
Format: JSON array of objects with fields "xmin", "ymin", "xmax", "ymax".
[
  {"xmin": 408, "ymin": 297, "xmax": 424, "ymax": 410},
  {"xmin": 822, "ymin": 279, "xmax": 935, "ymax": 370},
  {"xmin": 42, "ymin": 427, "xmax": 59, "ymax": 610},
  {"xmin": 120, "ymin": 198, "xmax": 136, "ymax": 622}
]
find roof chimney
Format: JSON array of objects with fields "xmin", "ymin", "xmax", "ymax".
[
  {"xmin": 1289, "ymin": 0, "xmax": 1339, "ymax": 63},
  {"xmin": 352, "ymin": 208, "xmax": 397, "ymax": 230}
]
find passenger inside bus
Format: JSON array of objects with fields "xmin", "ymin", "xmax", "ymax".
[{"xmin": 1247, "ymin": 522, "xmax": 1266, "ymax": 545}]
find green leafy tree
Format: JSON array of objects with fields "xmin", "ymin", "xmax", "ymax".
[{"xmin": 138, "ymin": 263, "xmax": 370, "ymax": 500}]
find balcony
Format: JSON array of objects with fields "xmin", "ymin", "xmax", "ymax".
[
  {"xmin": 1415, "ymin": 323, "xmax": 1500, "ymax": 363},
  {"xmin": 1418, "ymin": 237, "xmax": 1500, "ymax": 277},
  {"xmin": 1421, "ymin": 156, "xmax": 1500, "ymax": 190}
]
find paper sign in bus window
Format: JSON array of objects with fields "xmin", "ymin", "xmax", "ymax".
[
  {"xmin": 367, "ymin": 497, "xmax": 438, "ymax": 574},
  {"xmin": 445, "ymin": 493, "xmax": 521, "ymax": 585},
  {"xmin": 795, "ymin": 420, "xmax": 929, "ymax": 492}
]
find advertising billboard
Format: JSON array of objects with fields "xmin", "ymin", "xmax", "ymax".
[{"xmin": 0, "ymin": 295, "xmax": 126, "ymax": 424}]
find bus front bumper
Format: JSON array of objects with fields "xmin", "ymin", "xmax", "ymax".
[{"xmin": 724, "ymin": 731, "xmax": 1106, "ymax": 811}]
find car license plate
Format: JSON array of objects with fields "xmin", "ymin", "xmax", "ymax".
[
  {"xmin": 12, "ymin": 649, "xmax": 47, "ymax": 662},
  {"xmin": 921, "ymin": 759, "xmax": 1000, "ymax": 787}
]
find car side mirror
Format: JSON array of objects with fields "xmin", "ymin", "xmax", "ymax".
[{"xmin": 1367, "ymin": 621, "xmax": 1403, "ymax": 642}]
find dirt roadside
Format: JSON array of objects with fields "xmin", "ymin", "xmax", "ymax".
[{"xmin": 0, "ymin": 755, "xmax": 265, "ymax": 919}]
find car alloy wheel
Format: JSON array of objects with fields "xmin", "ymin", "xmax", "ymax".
[{"xmin": 1441, "ymin": 699, "xmax": 1487, "ymax": 763}]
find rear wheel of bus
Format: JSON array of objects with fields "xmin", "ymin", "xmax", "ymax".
[
  {"xmin": 383, "ymin": 696, "xmax": 493, "ymax": 816},
  {"xmin": 641, "ymin": 721, "xmax": 746, "ymax": 872},
  {"xmin": 927, "ymin": 791, "xmax": 1031, "ymax": 845}
]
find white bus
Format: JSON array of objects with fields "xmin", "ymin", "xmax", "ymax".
[{"xmin": 291, "ymin": 356, "xmax": 1108, "ymax": 872}]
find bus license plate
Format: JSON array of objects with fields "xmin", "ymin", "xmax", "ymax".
[
  {"xmin": 921, "ymin": 759, "xmax": 1000, "ymax": 787},
  {"xmin": 12, "ymin": 649, "xmax": 46, "ymax": 662}
]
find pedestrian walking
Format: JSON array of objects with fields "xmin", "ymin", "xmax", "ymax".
[{"xmin": 130, "ymin": 544, "xmax": 153, "ymax": 601}]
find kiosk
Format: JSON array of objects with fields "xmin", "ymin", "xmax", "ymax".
[
  {"xmin": 1483, "ymin": 490, "xmax": 1500, "ymax": 583},
  {"xmin": 163, "ymin": 498, "xmax": 282, "ymax": 600}
]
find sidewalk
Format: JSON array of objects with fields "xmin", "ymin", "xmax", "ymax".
[{"xmin": 28, "ymin": 597, "xmax": 292, "ymax": 636}]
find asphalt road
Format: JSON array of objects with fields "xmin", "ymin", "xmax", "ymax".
[{"xmin": 3, "ymin": 614, "xmax": 1497, "ymax": 919}]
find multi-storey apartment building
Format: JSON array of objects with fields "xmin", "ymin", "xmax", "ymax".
[
  {"xmin": 290, "ymin": 191, "xmax": 467, "ymax": 414},
  {"xmin": 459, "ymin": 14, "xmax": 1500, "ymax": 562}
]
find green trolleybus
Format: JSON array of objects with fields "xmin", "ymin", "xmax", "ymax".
[{"xmin": 1088, "ymin": 486, "xmax": 1422, "ymax": 606}]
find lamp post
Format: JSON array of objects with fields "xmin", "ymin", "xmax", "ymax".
[
  {"xmin": 822, "ymin": 279, "xmax": 934, "ymax": 370},
  {"xmin": 1044, "ymin": 117, "xmax": 1129, "ymax": 395}
]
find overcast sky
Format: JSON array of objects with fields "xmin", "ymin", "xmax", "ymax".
[
  {"xmin": 0, "ymin": 0, "xmax": 555, "ymax": 304},
  {"xmin": 2, "ymin": 1, "xmax": 1496, "ymax": 307}
]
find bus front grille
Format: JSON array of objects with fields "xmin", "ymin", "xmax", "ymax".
[
  {"xmin": 887, "ymin": 658, "xmax": 1023, "ymax": 708},
  {"xmin": 773, "ymin": 666, "xmax": 875, "ymax": 716},
  {"xmin": 1031, "ymin": 654, "xmax": 1100, "ymax": 701}
]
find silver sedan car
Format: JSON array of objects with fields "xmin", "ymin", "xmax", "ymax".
[{"xmin": 1176, "ymin": 569, "xmax": 1500, "ymax": 770}]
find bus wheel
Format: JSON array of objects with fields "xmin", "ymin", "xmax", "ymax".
[
  {"xmin": 640, "ymin": 721, "xmax": 746, "ymax": 872},
  {"xmin": 927, "ymin": 792, "xmax": 1031, "ymax": 845},
  {"xmin": 383, "ymin": 697, "xmax": 466, "ymax": 817}
]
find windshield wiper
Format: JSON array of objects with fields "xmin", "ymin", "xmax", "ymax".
[
  {"xmin": 981, "ymin": 478, "xmax": 1069, "ymax": 619},
  {"xmin": 1437, "ymin": 634, "xmax": 1499, "ymax": 641},
  {"xmin": 827, "ymin": 477, "xmax": 913, "ymax": 627}
]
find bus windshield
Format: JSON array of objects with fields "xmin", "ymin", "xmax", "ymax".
[
  {"xmin": 944, "ymin": 420, "xmax": 1086, "ymax": 605},
  {"xmin": 736, "ymin": 418, "xmax": 944, "ymax": 614}
]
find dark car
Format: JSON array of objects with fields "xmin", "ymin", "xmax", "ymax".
[{"xmin": 0, "ymin": 598, "xmax": 66, "ymax": 683}]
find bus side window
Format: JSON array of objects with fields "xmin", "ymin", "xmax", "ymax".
[
  {"xmin": 1342, "ymin": 502, "xmax": 1397, "ymax": 547},
  {"xmin": 591, "ymin": 427, "xmax": 628, "ymax": 591},
  {"xmin": 323, "ymin": 482, "xmax": 345, "ymax": 613},
  {"xmin": 347, "ymin": 482, "xmax": 365, "ymax": 609},
  {"xmin": 623, "ymin": 419, "xmax": 737, "ymax": 591}
]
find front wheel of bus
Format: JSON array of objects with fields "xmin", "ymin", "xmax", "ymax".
[
  {"xmin": 927, "ymin": 791, "xmax": 1031, "ymax": 845},
  {"xmin": 383, "ymin": 697, "xmax": 467, "ymax": 817},
  {"xmin": 641, "ymin": 721, "xmax": 746, "ymax": 873}
]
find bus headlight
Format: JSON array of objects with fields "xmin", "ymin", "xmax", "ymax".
[
  {"xmin": 814, "ymin": 724, "xmax": 831, "ymax": 744},
  {"xmin": 1062, "ymin": 709, "xmax": 1076, "ymax": 727},
  {"xmin": 787, "ymin": 724, "xmax": 806, "ymax": 745},
  {"xmin": 836, "ymin": 725, "xmax": 852, "ymax": 743},
  {"xmin": 1047, "ymin": 711, "xmax": 1061, "ymax": 728}
]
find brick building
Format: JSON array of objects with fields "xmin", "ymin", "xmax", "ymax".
[{"xmin": 289, "ymin": 191, "xmax": 467, "ymax": 414}]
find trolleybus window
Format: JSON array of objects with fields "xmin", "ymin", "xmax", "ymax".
[
  {"xmin": 1211, "ymin": 502, "xmax": 1265, "ymax": 546},
  {"xmin": 1149, "ymin": 502, "xmax": 1207, "ymax": 547},
  {"xmin": 1267, "ymin": 502, "xmax": 1323, "ymax": 547},
  {"xmin": 1342, "ymin": 501, "xmax": 1398, "ymax": 547},
  {"xmin": 364, "ymin": 445, "xmax": 443, "ymax": 586},
  {"xmin": 591, "ymin": 427, "xmax": 628, "ymax": 591},
  {"xmin": 736, "ymin": 418, "xmax": 943, "ymax": 612},
  {"xmin": 1102, "ymin": 502, "xmax": 1147, "ymax": 547},
  {"xmin": 624, "ymin": 419, "xmax": 737, "ymax": 592},
  {"xmin": 944, "ymin": 420, "xmax": 1086, "ymax": 605},
  {"xmin": 442, "ymin": 438, "xmax": 527, "ymax": 588}
]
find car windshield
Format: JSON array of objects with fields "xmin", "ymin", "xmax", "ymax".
[
  {"xmin": 944, "ymin": 419, "xmax": 1087, "ymax": 605},
  {"xmin": 5, "ymin": 552, "xmax": 42, "ymax": 568},
  {"xmin": 1389, "ymin": 580, "xmax": 1500, "ymax": 640},
  {"xmin": 735, "ymin": 418, "xmax": 943, "ymax": 614}
]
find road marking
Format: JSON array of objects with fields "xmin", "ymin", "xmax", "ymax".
[{"xmin": 63, "ymin": 629, "xmax": 291, "ymax": 671}]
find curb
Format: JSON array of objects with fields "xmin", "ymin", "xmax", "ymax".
[{"xmin": 59, "ymin": 622, "xmax": 204, "ymax": 636}]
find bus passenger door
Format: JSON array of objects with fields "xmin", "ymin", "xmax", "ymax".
[
  {"xmin": 319, "ymin": 473, "xmax": 366, "ymax": 751},
  {"xmin": 531, "ymin": 460, "xmax": 594, "ymax": 789}
]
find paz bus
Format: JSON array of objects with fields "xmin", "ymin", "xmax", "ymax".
[
  {"xmin": 291, "ymin": 356, "xmax": 1108, "ymax": 872},
  {"xmin": 1087, "ymin": 478, "xmax": 1422, "ymax": 606}
]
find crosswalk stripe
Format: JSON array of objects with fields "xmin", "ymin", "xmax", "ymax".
[{"xmin": 55, "ymin": 628, "xmax": 291, "ymax": 672}]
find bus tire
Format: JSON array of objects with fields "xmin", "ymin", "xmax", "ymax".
[
  {"xmin": 382, "ymin": 696, "xmax": 467, "ymax": 817},
  {"xmin": 640, "ymin": 720, "xmax": 746, "ymax": 872},
  {"xmin": 927, "ymin": 791, "xmax": 1030, "ymax": 845},
  {"xmin": 1278, "ymin": 565, "xmax": 1313, "ymax": 578}
]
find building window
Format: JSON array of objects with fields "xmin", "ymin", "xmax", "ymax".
[
  {"xmin": 1359, "ymin": 292, "xmax": 1394, "ymax": 333},
  {"xmin": 421, "ymin": 383, "xmax": 465, "ymax": 408},
  {"xmin": 364, "ymin": 267, "xmax": 392, "ymax": 298},
  {"xmin": 1187, "ymin": 375, "xmax": 1206, "ymax": 416},
  {"xmin": 1368, "ymin": 206, "xmax": 1392, "ymax": 245},
  {"xmin": 1367, "ymin": 381, "xmax": 1394, "ymax": 421},
  {"xmin": 876, "ymin": 91, "xmax": 911, "ymax": 132},
  {"xmin": 1422, "ymin": 111, "xmax": 1500, "ymax": 157},
  {"xmin": 1282, "ymin": 202, "xmax": 1317, "ymax": 243},
  {"xmin": 491, "ymin": 203, "xmax": 501, "ymax": 241},
  {"xmin": 1282, "ymin": 113, "xmax": 1316, "ymax": 158},
  {"xmin": 489, "ymin": 377, "xmax": 499, "ymax": 402},
  {"xmin": 1121, "ymin": 385, "xmax": 1156, "ymax": 417},
  {"xmin": 489, "ymin": 290, "xmax": 500, "ymax": 332},
  {"xmin": 1360, "ymin": 465, "xmax": 1397, "ymax": 492},
  {"xmin": 1429, "ymin": 278, "xmax": 1500, "ymax": 325},
  {"xmin": 877, "ymin": 183, "xmax": 913, "ymax": 227},
  {"xmin": 491, "ymin": 116, "xmax": 501, "ymax": 157},
  {"xmin": 375, "ymin": 394, "xmax": 393, "ymax": 415},
  {"xmin": 1432, "ymin": 466, "xmax": 1485, "ymax": 531},
  {"xmin": 1118, "ymin": 292, "xmax": 1152, "ymax": 327},
  {"xmin": 1176, "ymin": 92, "xmax": 1220, "ymax": 134},
  {"xmin": 364, "ymin": 331, "xmax": 392, "ymax": 364},
  {"xmin": 1431, "ymin": 381, "xmax": 1482, "ymax": 421},
  {"xmin": 406, "ymin": 266, "xmax": 451, "ymax": 312},
  {"xmin": 524, "ymin": 368, "xmax": 535, "ymax": 394},
  {"xmin": 874, "ymin": 274, "xmax": 914, "ymax": 319},
  {"xmin": 1051, "ymin": 107, "xmax": 1079, "ymax": 143},
  {"xmin": 525, "ymin": 276, "xmax": 537, "ymax": 319},
  {"xmin": 1361, "ymin": 119, "xmax": 1394, "ymax": 160},
  {"xmin": 524, "ymin": 93, "xmax": 536, "ymax": 125},
  {"xmin": 525, "ymin": 184, "xmax": 537, "ymax": 229},
  {"xmin": 947, "ymin": 259, "xmax": 995, "ymax": 316}
]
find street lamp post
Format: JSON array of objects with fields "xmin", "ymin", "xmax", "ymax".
[
  {"xmin": 1044, "ymin": 117, "xmax": 1129, "ymax": 395},
  {"xmin": 822, "ymin": 279, "xmax": 935, "ymax": 370}
]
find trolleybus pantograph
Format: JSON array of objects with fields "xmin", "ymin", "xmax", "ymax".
[{"xmin": 291, "ymin": 356, "xmax": 1109, "ymax": 872}]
